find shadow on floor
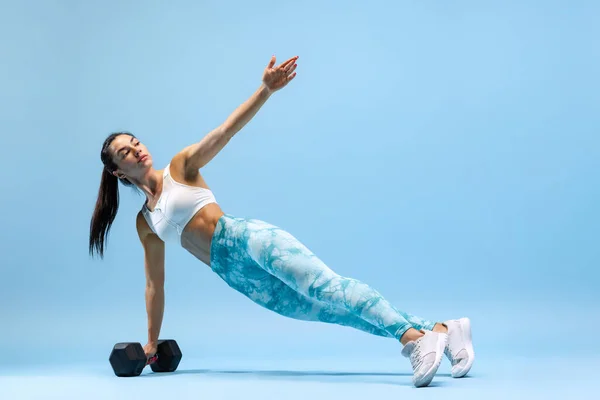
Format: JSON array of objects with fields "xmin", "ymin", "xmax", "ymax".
[{"xmin": 141, "ymin": 368, "xmax": 457, "ymax": 387}]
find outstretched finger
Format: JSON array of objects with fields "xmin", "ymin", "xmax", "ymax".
[
  {"xmin": 287, "ymin": 72, "xmax": 297, "ymax": 81},
  {"xmin": 278, "ymin": 56, "xmax": 298, "ymax": 70},
  {"xmin": 267, "ymin": 55, "xmax": 276, "ymax": 68},
  {"xmin": 286, "ymin": 63, "xmax": 297, "ymax": 75}
]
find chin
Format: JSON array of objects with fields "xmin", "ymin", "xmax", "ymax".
[{"xmin": 137, "ymin": 159, "xmax": 152, "ymax": 171}]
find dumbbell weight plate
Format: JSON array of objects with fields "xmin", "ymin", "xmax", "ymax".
[
  {"xmin": 109, "ymin": 342, "xmax": 146, "ymax": 377},
  {"xmin": 150, "ymin": 339, "xmax": 182, "ymax": 373}
]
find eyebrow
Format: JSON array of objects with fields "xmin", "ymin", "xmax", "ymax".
[{"xmin": 117, "ymin": 136, "xmax": 135, "ymax": 155}]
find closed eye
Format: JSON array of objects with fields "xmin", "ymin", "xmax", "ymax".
[{"xmin": 122, "ymin": 143, "xmax": 140, "ymax": 158}]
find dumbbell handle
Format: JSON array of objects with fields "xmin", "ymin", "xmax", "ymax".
[{"xmin": 146, "ymin": 354, "xmax": 158, "ymax": 366}]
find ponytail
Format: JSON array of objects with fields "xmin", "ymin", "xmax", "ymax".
[
  {"xmin": 89, "ymin": 132, "xmax": 135, "ymax": 258},
  {"xmin": 89, "ymin": 168, "xmax": 120, "ymax": 257}
]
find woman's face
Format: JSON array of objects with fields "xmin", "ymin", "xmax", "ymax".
[{"xmin": 107, "ymin": 134, "xmax": 153, "ymax": 179}]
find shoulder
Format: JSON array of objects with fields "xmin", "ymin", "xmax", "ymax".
[
  {"xmin": 168, "ymin": 150, "xmax": 201, "ymax": 183},
  {"xmin": 136, "ymin": 210, "xmax": 164, "ymax": 247},
  {"xmin": 136, "ymin": 210, "xmax": 153, "ymax": 240}
]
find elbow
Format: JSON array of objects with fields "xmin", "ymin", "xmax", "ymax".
[
  {"xmin": 219, "ymin": 123, "xmax": 235, "ymax": 138},
  {"xmin": 146, "ymin": 281, "xmax": 165, "ymax": 293}
]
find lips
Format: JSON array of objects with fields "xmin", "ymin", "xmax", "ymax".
[{"xmin": 138, "ymin": 155, "xmax": 148, "ymax": 163}]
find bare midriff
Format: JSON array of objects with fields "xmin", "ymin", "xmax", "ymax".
[{"xmin": 180, "ymin": 202, "xmax": 225, "ymax": 267}]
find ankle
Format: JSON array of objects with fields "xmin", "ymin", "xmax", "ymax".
[
  {"xmin": 400, "ymin": 328, "xmax": 424, "ymax": 345},
  {"xmin": 432, "ymin": 323, "xmax": 448, "ymax": 334}
]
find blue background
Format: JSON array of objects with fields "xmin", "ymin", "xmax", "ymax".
[{"xmin": 1, "ymin": 0, "xmax": 598, "ymax": 391}]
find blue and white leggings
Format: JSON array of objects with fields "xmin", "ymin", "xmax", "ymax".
[{"xmin": 210, "ymin": 214, "xmax": 435, "ymax": 340}]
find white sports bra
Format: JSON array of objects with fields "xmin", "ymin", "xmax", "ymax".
[{"xmin": 141, "ymin": 164, "xmax": 218, "ymax": 243}]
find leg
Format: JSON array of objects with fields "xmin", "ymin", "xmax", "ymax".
[
  {"xmin": 210, "ymin": 214, "xmax": 448, "ymax": 388},
  {"xmin": 211, "ymin": 249, "xmax": 393, "ymax": 338},
  {"xmin": 244, "ymin": 219, "xmax": 435, "ymax": 341}
]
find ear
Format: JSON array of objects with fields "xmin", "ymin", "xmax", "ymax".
[{"xmin": 111, "ymin": 170, "xmax": 127, "ymax": 180}]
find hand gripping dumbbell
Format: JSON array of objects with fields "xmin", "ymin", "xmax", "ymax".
[{"xmin": 109, "ymin": 339, "xmax": 182, "ymax": 377}]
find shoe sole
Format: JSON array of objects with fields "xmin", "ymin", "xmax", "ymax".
[
  {"xmin": 452, "ymin": 317, "xmax": 475, "ymax": 378},
  {"xmin": 414, "ymin": 333, "xmax": 447, "ymax": 388}
]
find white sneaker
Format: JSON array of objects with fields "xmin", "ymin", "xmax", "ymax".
[
  {"xmin": 443, "ymin": 317, "xmax": 475, "ymax": 378},
  {"xmin": 401, "ymin": 330, "xmax": 448, "ymax": 387}
]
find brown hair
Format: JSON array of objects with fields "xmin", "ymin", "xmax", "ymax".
[{"xmin": 89, "ymin": 132, "xmax": 136, "ymax": 258}]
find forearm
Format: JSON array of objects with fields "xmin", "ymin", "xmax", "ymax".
[
  {"xmin": 145, "ymin": 286, "xmax": 165, "ymax": 345},
  {"xmin": 187, "ymin": 83, "xmax": 272, "ymax": 168},
  {"xmin": 222, "ymin": 83, "xmax": 272, "ymax": 135}
]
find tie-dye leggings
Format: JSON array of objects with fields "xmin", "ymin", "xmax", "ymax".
[{"xmin": 209, "ymin": 214, "xmax": 435, "ymax": 340}]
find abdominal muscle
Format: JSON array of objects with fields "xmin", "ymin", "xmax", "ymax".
[{"xmin": 180, "ymin": 202, "xmax": 225, "ymax": 267}]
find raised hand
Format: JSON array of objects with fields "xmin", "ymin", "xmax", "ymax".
[{"xmin": 262, "ymin": 55, "xmax": 298, "ymax": 93}]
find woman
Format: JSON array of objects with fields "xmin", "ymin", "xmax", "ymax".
[{"xmin": 89, "ymin": 55, "xmax": 474, "ymax": 388}]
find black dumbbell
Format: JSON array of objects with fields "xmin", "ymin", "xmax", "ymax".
[{"xmin": 109, "ymin": 339, "xmax": 182, "ymax": 377}]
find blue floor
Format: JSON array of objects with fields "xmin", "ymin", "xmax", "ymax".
[{"xmin": 2, "ymin": 354, "xmax": 596, "ymax": 399}]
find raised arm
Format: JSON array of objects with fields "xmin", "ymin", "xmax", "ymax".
[
  {"xmin": 182, "ymin": 55, "xmax": 298, "ymax": 172},
  {"xmin": 136, "ymin": 211, "xmax": 166, "ymax": 357}
]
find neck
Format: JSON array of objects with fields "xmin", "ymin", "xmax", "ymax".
[{"xmin": 131, "ymin": 168, "xmax": 164, "ymax": 199}]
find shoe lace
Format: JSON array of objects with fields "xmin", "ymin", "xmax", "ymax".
[{"xmin": 410, "ymin": 342, "xmax": 424, "ymax": 369}]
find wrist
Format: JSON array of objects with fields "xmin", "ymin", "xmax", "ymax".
[
  {"xmin": 147, "ymin": 332, "xmax": 159, "ymax": 345},
  {"xmin": 259, "ymin": 82, "xmax": 274, "ymax": 97}
]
